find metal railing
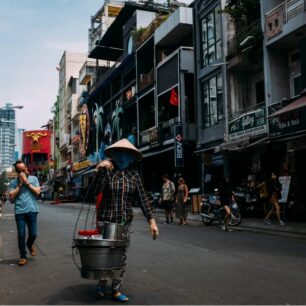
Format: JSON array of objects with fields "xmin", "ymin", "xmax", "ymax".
[
  {"xmin": 228, "ymin": 102, "xmax": 265, "ymax": 122},
  {"xmin": 90, "ymin": 53, "xmax": 125, "ymax": 94},
  {"xmin": 227, "ymin": 19, "xmax": 261, "ymax": 58},
  {"xmin": 266, "ymin": 0, "xmax": 304, "ymax": 24}
]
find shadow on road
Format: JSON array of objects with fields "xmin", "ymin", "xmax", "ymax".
[{"xmin": 46, "ymin": 283, "xmax": 119, "ymax": 305}]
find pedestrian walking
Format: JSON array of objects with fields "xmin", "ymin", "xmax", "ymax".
[
  {"xmin": 264, "ymin": 172, "xmax": 285, "ymax": 225},
  {"xmin": 94, "ymin": 138, "xmax": 159, "ymax": 303},
  {"xmin": 219, "ymin": 177, "xmax": 233, "ymax": 231},
  {"xmin": 8, "ymin": 160, "xmax": 41, "ymax": 266},
  {"xmin": 41, "ymin": 191, "xmax": 45, "ymax": 203},
  {"xmin": 160, "ymin": 174, "xmax": 176, "ymax": 224},
  {"xmin": 256, "ymin": 175, "xmax": 269, "ymax": 216},
  {"xmin": 175, "ymin": 177, "xmax": 189, "ymax": 225}
]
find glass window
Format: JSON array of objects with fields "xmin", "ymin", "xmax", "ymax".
[
  {"xmin": 200, "ymin": 6, "xmax": 221, "ymax": 68},
  {"xmin": 201, "ymin": 73, "xmax": 223, "ymax": 128}
]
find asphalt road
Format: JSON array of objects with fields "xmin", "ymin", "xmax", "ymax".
[{"xmin": 1, "ymin": 201, "xmax": 306, "ymax": 305}]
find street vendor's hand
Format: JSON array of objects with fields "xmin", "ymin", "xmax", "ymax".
[
  {"xmin": 149, "ymin": 219, "xmax": 159, "ymax": 240},
  {"xmin": 96, "ymin": 160, "xmax": 114, "ymax": 171}
]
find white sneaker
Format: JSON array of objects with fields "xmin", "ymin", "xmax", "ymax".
[{"xmin": 279, "ymin": 220, "xmax": 286, "ymax": 226}]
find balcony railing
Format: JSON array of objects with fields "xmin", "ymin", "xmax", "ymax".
[
  {"xmin": 229, "ymin": 102, "xmax": 265, "ymax": 122},
  {"xmin": 227, "ymin": 20, "xmax": 261, "ymax": 58},
  {"xmin": 266, "ymin": 0, "xmax": 304, "ymax": 24},
  {"xmin": 90, "ymin": 54, "xmax": 125, "ymax": 94},
  {"xmin": 79, "ymin": 61, "xmax": 96, "ymax": 85}
]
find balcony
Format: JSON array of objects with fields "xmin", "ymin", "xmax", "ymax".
[
  {"xmin": 71, "ymin": 134, "xmax": 80, "ymax": 145},
  {"xmin": 59, "ymin": 133, "xmax": 71, "ymax": 150},
  {"xmin": 156, "ymin": 47, "xmax": 193, "ymax": 95},
  {"xmin": 155, "ymin": 7, "xmax": 193, "ymax": 47},
  {"xmin": 227, "ymin": 20, "xmax": 262, "ymax": 58},
  {"xmin": 67, "ymin": 94, "xmax": 80, "ymax": 119},
  {"xmin": 265, "ymin": 0, "xmax": 306, "ymax": 46},
  {"xmin": 79, "ymin": 61, "xmax": 96, "ymax": 85}
]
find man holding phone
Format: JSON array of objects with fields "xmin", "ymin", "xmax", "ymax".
[{"xmin": 9, "ymin": 160, "xmax": 41, "ymax": 266}]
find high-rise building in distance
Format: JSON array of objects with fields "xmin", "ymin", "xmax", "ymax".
[{"xmin": 0, "ymin": 103, "xmax": 16, "ymax": 173}]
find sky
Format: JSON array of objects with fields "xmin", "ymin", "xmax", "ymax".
[{"xmin": 0, "ymin": 0, "xmax": 102, "ymax": 131}]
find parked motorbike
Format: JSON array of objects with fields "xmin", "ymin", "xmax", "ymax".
[
  {"xmin": 147, "ymin": 191, "xmax": 161, "ymax": 212},
  {"xmin": 200, "ymin": 192, "xmax": 241, "ymax": 226},
  {"xmin": 233, "ymin": 186, "xmax": 261, "ymax": 217}
]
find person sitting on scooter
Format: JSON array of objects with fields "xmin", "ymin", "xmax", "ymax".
[{"xmin": 219, "ymin": 177, "xmax": 233, "ymax": 231}]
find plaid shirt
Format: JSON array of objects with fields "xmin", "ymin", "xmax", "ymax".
[{"xmin": 94, "ymin": 168, "xmax": 153, "ymax": 224}]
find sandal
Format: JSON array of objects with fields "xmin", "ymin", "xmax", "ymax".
[{"xmin": 113, "ymin": 293, "xmax": 129, "ymax": 303}]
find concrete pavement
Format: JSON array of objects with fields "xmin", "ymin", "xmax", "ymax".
[
  {"xmin": 42, "ymin": 201, "xmax": 306, "ymax": 239},
  {"xmin": 135, "ymin": 207, "xmax": 306, "ymax": 240}
]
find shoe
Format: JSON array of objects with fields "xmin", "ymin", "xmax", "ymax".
[
  {"xmin": 279, "ymin": 220, "xmax": 286, "ymax": 226},
  {"xmin": 221, "ymin": 225, "xmax": 226, "ymax": 231},
  {"xmin": 164, "ymin": 221, "xmax": 170, "ymax": 224},
  {"xmin": 18, "ymin": 258, "xmax": 27, "ymax": 266},
  {"xmin": 264, "ymin": 219, "xmax": 271, "ymax": 225},
  {"xmin": 113, "ymin": 293, "xmax": 129, "ymax": 303},
  {"xmin": 96, "ymin": 285, "xmax": 106, "ymax": 297},
  {"xmin": 27, "ymin": 245, "xmax": 36, "ymax": 256}
]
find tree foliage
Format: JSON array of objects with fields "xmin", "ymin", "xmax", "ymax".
[{"xmin": 221, "ymin": 0, "xmax": 260, "ymax": 27}]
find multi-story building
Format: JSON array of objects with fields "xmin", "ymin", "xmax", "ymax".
[
  {"xmin": 78, "ymin": 0, "xmax": 196, "ymax": 193},
  {"xmin": 261, "ymin": 0, "xmax": 306, "ymax": 213},
  {"xmin": 15, "ymin": 128, "xmax": 25, "ymax": 161},
  {"xmin": 56, "ymin": 51, "xmax": 87, "ymax": 194},
  {"xmin": 0, "ymin": 103, "xmax": 16, "ymax": 173},
  {"xmin": 193, "ymin": 0, "xmax": 227, "ymax": 193}
]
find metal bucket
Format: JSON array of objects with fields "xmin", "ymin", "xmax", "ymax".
[
  {"xmin": 74, "ymin": 235, "xmax": 128, "ymax": 280},
  {"xmin": 99, "ymin": 222, "xmax": 125, "ymax": 240}
]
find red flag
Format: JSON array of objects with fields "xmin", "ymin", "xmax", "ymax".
[{"xmin": 169, "ymin": 88, "xmax": 179, "ymax": 106}]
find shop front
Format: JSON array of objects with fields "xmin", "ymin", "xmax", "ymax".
[{"xmin": 268, "ymin": 95, "xmax": 306, "ymax": 220}]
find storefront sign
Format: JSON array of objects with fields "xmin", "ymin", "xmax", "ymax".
[
  {"xmin": 229, "ymin": 106, "xmax": 267, "ymax": 140},
  {"xmin": 140, "ymin": 127, "xmax": 161, "ymax": 148},
  {"xmin": 72, "ymin": 159, "xmax": 92, "ymax": 172},
  {"xmin": 269, "ymin": 108, "xmax": 306, "ymax": 137},
  {"xmin": 174, "ymin": 125, "xmax": 184, "ymax": 168},
  {"xmin": 79, "ymin": 104, "xmax": 90, "ymax": 157}
]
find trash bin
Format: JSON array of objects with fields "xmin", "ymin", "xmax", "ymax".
[{"xmin": 189, "ymin": 188, "xmax": 201, "ymax": 213}]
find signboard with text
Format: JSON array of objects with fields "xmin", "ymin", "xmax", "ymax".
[
  {"xmin": 174, "ymin": 125, "xmax": 184, "ymax": 168},
  {"xmin": 229, "ymin": 106, "xmax": 267, "ymax": 140},
  {"xmin": 269, "ymin": 108, "xmax": 306, "ymax": 137}
]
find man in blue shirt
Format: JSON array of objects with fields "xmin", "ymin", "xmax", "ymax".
[{"xmin": 9, "ymin": 160, "xmax": 41, "ymax": 266}]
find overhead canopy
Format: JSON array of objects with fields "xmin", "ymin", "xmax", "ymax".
[{"xmin": 268, "ymin": 95, "xmax": 306, "ymax": 117}]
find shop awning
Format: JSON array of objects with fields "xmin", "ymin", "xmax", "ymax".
[
  {"xmin": 268, "ymin": 95, "xmax": 306, "ymax": 117},
  {"xmin": 142, "ymin": 146, "xmax": 173, "ymax": 158}
]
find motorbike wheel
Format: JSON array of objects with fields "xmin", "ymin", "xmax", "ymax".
[
  {"xmin": 202, "ymin": 216, "xmax": 213, "ymax": 226},
  {"xmin": 229, "ymin": 211, "xmax": 241, "ymax": 226}
]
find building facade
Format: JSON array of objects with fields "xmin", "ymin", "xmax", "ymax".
[
  {"xmin": 0, "ymin": 103, "xmax": 16, "ymax": 173},
  {"xmin": 22, "ymin": 129, "xmax": 51, "ymax": 183}
]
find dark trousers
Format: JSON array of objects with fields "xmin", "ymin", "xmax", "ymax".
[{"xmin": 15, "ymin": 212, "xmax": 38, "ymax": 259}]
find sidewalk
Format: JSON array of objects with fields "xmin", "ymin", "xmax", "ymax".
[
  {"xmin": 135, "ymin": 208, "xmax": 306, "ymax": 240},
  {"xmin": 41, "ymin": 202, "xmax": 306, "ymax": 239}
]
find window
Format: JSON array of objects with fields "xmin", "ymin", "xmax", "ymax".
[
  {"xmin": 201, "ymin": 73, "xmax": 223, "ymax": 128},
  {"xmin": 200, "ymin": 6, "xmax": 221, "ymax": 68}
]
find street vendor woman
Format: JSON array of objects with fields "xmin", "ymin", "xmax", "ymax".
[{"xmin": 94, "ymin": 138, "xmax": 159, "ymax": 303}]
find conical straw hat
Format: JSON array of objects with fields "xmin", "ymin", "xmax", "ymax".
[{"xmin": 105, "ymin": 138, "xmax": 143, "ymax": 161}]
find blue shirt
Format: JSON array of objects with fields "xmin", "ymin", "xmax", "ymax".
[{"xmin": 9, "ymin": 176, "xmax": 40, "ymax": 214}]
